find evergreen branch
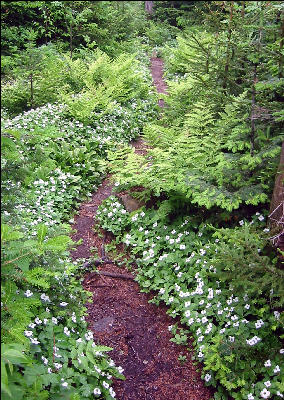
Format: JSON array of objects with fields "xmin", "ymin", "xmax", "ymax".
[{"xmin": 2, "ymin": 252, "xmax": 33, "ymax": 266}]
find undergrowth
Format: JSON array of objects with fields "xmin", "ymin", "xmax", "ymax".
[
  {"xmin": 1, "ymin": 47, "xmax": 158, "ymax": 399},
  {"xmin": 96, "ymin": 197, "xmax": 284, "ymax": 400}
]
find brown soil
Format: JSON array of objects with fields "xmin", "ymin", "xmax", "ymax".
[
  {"xmin": 70, "ymin": 57, "xmax": 214, "ymax": 400},
  {"xmin": 150, "ymin": 57, "xmax": 168, "ymax": 109}
]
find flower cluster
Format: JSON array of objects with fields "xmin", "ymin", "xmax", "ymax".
[{"xmin": 96, "ymin": 196, "xmax": 130, "ymax": 235}]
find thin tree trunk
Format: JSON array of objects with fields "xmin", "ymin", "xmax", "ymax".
[
  {"xmin": 241, "ymin": 1, "xmax": 245, "ymax": 18},
  {"xmin": 70, "ymin": 23, "xmax": 73, "ymax": 59},
  {"xmin": 43, "ymin": 5, "xmax": 48, "ymax": 45},
  {"xmin": 30, "ymin": 73, "xmax": 34, "ymax": 108},
  {"xmin": 269, "ymin": 142, "xmax": 284, "ymax": 255},
  {"xmin": 145, "ymin": 1, "xmax": 154, "ymax": 16},
  {"xmin": 269, "ymin": 142, "xmax": 284, "ymax": 224},
  {"xmin": 223, "ymin": 2, "xmax": 233, "ymax": 91},
  {"xmin": 279, "ymin": 12, "xmax": 284, "ymax": 78},
  {"xmin": 250, "ymin": 64, "xmax": 257, "ymax": 156}
]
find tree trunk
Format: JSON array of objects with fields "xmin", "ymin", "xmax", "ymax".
[
  {"xmin": 241, "ymin": 1, "xmax": 245, "ymax": 18},
  {"xmin": 43, "ymin": 5, "xmax": 49, "ymax": 45},
  {"xmin": 30, "ymin": 73, "xmax": 34, "ymax": 108},
  {"xmin": 223, "ymin": 2, "xmax": 233, "ymax": 91},
  {"xmin": 145, "ymin": 1, "xmax": 154, "ymax": 16},
  {"xmin": 70, "ymin": 22, "xmax": 73, "ymax": 59},
  {"xmin": 279, "ymin": 12, "xmax": 284, "ymax": 78},
  {"xmin": 269, "ymin": 141, "xmax": 284, "ymax": 237},
  {"xmin": 250, "ymin": 64, "xmax": 257, "ymax": 156}
]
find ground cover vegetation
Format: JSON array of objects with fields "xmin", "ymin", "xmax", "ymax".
[
  {"xmin": 99, "ymin": 1, "xmax": 284, "ymax": 399},
  {"xmin": 1, "ymin": 1, "xmax": 283, "ymax": 400},
  {"xmin": 1, "ymin": 2, "xmax": 159, "ymax": 398}
]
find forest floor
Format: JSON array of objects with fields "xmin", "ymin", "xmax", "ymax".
[{"xmin": 70, "ymin": 57, "xmax": 215, "ymax": 400}]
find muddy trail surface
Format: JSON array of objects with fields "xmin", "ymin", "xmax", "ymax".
[{"xmin": 71, "ymin": 57, "xmax": 214, "ymax": 400}]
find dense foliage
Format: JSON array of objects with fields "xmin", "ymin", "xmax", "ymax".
[
  {"xmin": 1, "ymin": 1, "xmax": 283, "ymax": 400},
  {"xmin": 1, "ymin": 3, "xmax": 158, "ymax": 396},
  {"xmin": 110, "ymin": 2, "xmax": 283, "ymax": 213},
  {"xmin": 96, "ymin": 197, "xmax": 283, "ymax": 400}
]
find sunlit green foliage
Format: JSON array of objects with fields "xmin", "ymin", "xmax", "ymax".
[
  {"xmin": 110, "ymin": 2, "xmax": 283, "ymax": 212},
  {"xmin": 1, "ymin": 1, "xmax": 283, "ymax": 399}
]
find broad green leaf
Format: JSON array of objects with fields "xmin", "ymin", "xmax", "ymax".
[
  {"xmin": 2, "ymin": 348, "xmax": 31, "ymax": 365},
  {"xmin": 37, "ymin": 224, "xmax": 48, "ymax": 244},
  {"xmin": 17, "ymin": 257, "xmax": 31, "ymax": 272},
  {"xmin": 1, "ymin": 361, "xmax": 11, "ymax": 397},
  {"xmin": 1, "ymin": 225, "xmax": 23, "ymax": 242},
  {"xmin": 1, "ymin": 136, "xmax": 17, "ymax": 149},
  {"xmin": 91, "ymin": 345, "xmax": 112, "ymax": 353},
  {"xmin": 44, "ymin": 235, "xmax": 73, "ymax": 252}
]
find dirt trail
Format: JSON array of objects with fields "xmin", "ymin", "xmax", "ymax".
[
  {"xmin": 70, "ymin": 57, "xmax": 214, "ymax": 400},
  {"xmin": 150, "ymin": 56, "xmax": 168, "ymax": 107}
]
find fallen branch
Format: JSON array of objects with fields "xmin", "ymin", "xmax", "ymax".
[
  {"xmin": 82, "ymin": 259, "xmax": 114, "ymax": 268},
  {"xmin": 81, "ymin": 232, "xmax": 135, "ymax": 280},
  {"xmin": 92, "ymin": 270, "xmax": 135, "ymax": 280}
]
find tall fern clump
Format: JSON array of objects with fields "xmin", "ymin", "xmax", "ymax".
[
  {"xmin": 110, "ymin": 97, "xmax": 281, "ymax": 211},
  {"xmin": 61, "ymin": 50, "xmax": 158, "ymax": 128}
]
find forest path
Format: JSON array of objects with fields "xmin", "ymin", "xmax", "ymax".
[{"xmin": 70, "ymin": 57, "xmax": 213, "ymax": 400}]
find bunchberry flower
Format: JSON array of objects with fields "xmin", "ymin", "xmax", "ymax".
[
  {"xmin": 41, "ymin": 293, "xmax": 50, "ymax": 302},
  {"xmin": 260, "ymin": 388, "xmax": 270, "ymax": 399},
  {"xmin": 30, "ymin": 337, "xmax": 40, "ymax": 344},
  {"xmin": 255, "ymin": 319, "xmax": 264, "ymax": 329},
  {"xmin": 273, "ymin": 365, "xmax": 280, "ymax": 373},
  {"xmin": 93, "ymin": 388, "xmax": 101, "ymax": 395}
]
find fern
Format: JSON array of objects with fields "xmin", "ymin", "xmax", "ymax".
[
  {"xmin": 111, "ymin": 92, "xmax": 281, "ymax": 211},
  {"xmin": 62, "ymin": 49, "xmax": 151, "ymax": 125},
  {"xmin": 1, "ymin": 281, "xmax": 40, "ymax": 344}
]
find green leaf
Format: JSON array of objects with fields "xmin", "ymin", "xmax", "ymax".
[
  {"xmin": 44, "ymin": 235, "xmax": 73, "ymax": 252},
  {"xmin": 91, "ymin": 345, "xmax": 113, "ymax": 353},
  {"xmin": 2, "ymin": 347, "xmax": 32, "ymax": 366},
  {"xmin": 37, "ymin": 224, "xmax": 48, "ymax": 244},
  {"xmin": 17, "ymin": 257, "xmax": 31, "ymax": 272},
  {"xmin": 1, "ymin": 361, "xmax": 11, "ymax": 397},
  {"xmin": 1, "ymin": 225, "xmax": 24, "ymax": 242},
  {"xmin": 1, "ymin": 136, "xmax": 17, "ymax": 149}
]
